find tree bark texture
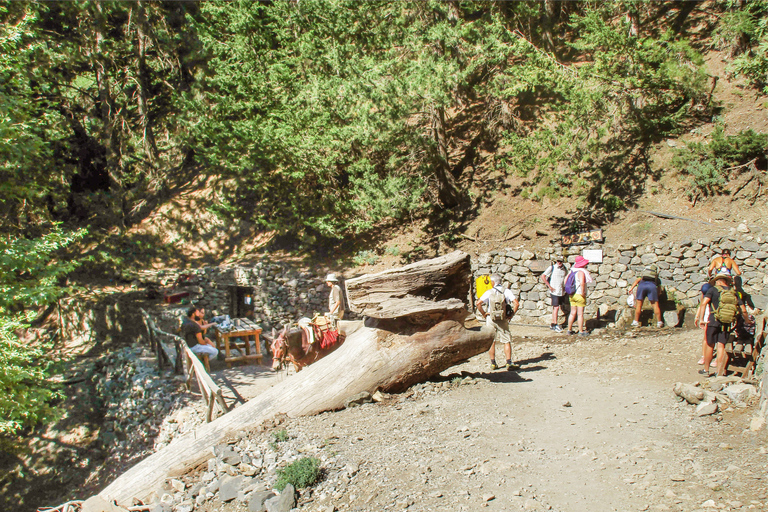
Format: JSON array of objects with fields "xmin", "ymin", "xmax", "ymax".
[
  {"xmin": 430, "ymin": 105, "xmax": 463, "ymax": 208},
  {"xmin": 99, "ymin": 317, "xmax": 494, "ymax": 506},
  {"xmin": 344, "ymin": 250, "xmax": 472, "ymax": 321}
]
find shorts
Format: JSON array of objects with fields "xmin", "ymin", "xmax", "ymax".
[
  {"xmin": 569, "ymin": 294, "xmax": 586, "ymax": 307},
  {"xmin": 551, "ymin": 294, "xmax": 567, "ymax": 307},
  {"xmin": 705, "ymin": 324, "xmax": 728, "ymax": 348},
  {"xmin": 636, "ymin": 280, "xmax": 658, "ymax": 302},
  {"xmin": 486, "ymin": 316, "xmax": 512, "ymax": 344}
]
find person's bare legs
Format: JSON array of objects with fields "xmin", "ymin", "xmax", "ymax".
[
  {"xmin": 702, "ymin": 342, "xmax": 715, "ymax": 371},
  {"xmin": 633, "ymin": 301, "xmax": 643, "ymax": 322},
  {"xmin": 567, "ymin": 306, "xmax": 577, "ymax": 332},
  {"xmin": 651, "ymin": 301, "xmax": 662, "ymax": 324},
  {"xmin": 576, "ymin": 306, "xmax": 585, "ymax": 332},
  {"xmin": 715, "ymin": 343, "xmax": 728, "ymax": 376},
  {"xmin": 551, "ymin": 305, "xmax": 560, "ymax": 326}
]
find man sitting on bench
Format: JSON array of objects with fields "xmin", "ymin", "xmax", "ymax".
[{"xmin": 181, "ymin": 307, "xmax": 219, "ymax": 361}]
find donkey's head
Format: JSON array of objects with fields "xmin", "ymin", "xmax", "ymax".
[{"xmin": 270, "ymin": 325, "xmax": 289, "ymax": 371}]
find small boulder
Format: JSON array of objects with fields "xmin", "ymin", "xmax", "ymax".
[
  {"xmin": 248, "ymin": 490, "xmax": 277, "ymax": 512},
  {"xmin": 696, "ymin": 401, "xmax": 718, "ymax": 416},
  {"xmin": 265, "ymin": 483, "xmax": 296, "ymax": 512},
  {"xmin": 723, "ymin": 383, "xmax": 756, "ymax": 403},
  {"xmin": 219, "ymin": 475, "xmax": 250, "ymax": 502},
  {"xmin": 344, "ymin": 391, "xmax": 373, "ymax": 408}
]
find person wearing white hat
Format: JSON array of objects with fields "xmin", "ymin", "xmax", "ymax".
[{"xmin": 325, "ymin": 273, "xmax": 345, "ymax": 329}]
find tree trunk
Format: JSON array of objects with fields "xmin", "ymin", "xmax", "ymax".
[
  {"xmin": 430, "ymin": 106, "xmax": 463, "ymax": 208},
  {"xmin": 100, "ymin": 317, "xmax": 494, "ymax": 505},
  {"xmin": 134, "ymin": 1, "xmax": 160, "ymax": 168},
  {"xmin": 540, "ymin": 0, "xmax": 558, "ymax": 55},
  {"xmin": 345, "ymin": 250, "xmax": 472, "ymax": 322}
]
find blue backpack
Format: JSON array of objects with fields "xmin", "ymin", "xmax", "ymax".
[{"xmin": 564, "ymin": 271, "xmax": 577, "ymax": 295}]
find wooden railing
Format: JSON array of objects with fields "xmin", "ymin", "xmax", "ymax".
[{"xmin": 140, "ymin": 309, "xmax": 229, "ymax": 422}]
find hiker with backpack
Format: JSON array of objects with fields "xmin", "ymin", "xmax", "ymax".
[
  {"xmin": 707, "ymin": 249, "xmax": 742, "ymax": 280},
  {"xmin": 565, "ymin": 256, "xmax": 592, "ymax": 336},
  {"xmin": 540, "ymin": 256, "xmax": 569, "ymax": 332},
  {"xmin": 475, "ymin": 274, "xmax": 520, "ymax": 370},
  {"xmin": 698, "ymin": 269, "xmax": 752, "ymax": 376},
  {"xmin": 626, "ymin": 265, "xmax": 664, "ymax": 328}
]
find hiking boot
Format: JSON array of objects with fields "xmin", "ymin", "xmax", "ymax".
[
  {"xmin": 490, "ymin": 361, "xmax": 498, "ymax": 371},
  {"xmin": 631, "ymin": 320, "xmax": 640, "ymax": 327},
  {"xmin": 552, "ymin": 325, "xmax": 563, "ymax": 333},
  {"xmin": 505, "ymin": 362, "xmax": 518, "ymax": 371},
  {"xmin": 566, "ymin": 330, "xmax": 575, "ymax": 336},
  {"xmin": 657, "ymin": 321, "xmax": 664, "ymax": 328},
  {"xmin": 578, "ymin": 331, "xmax": 589, "ymax": 337}
]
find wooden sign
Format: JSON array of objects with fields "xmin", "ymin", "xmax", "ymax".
[{"xmin": 562, "ymin": 229, "xmax": 603, "ymax": 247}]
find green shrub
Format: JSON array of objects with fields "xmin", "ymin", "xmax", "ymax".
[
  {"xmin": 673, "ymin": 125, "xmax": 768, "ymax": 197},
  {"xmin": 275, "ymin": 457, "xmax": 322, "ymax": 491},
  {"xmin": 272, "ymin": 429, "xmax": 289, "ymax": 443},
  {"xmin": 352, "ymin": 250, "xmax": 379, "ymax": 266}
]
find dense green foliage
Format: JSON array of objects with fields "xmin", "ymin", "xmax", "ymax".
[
  {"xmin": 0, "ymin": 227, "xmax": 85, "ymax": 434},
  {"xmin": 673, "ymin": 125, "xmax": 768, "ymax": 197},
  {"xmin": 713, "ymin": 0, "xmax": 768, "ymax": 93},
  {"xmin": 4, "ymin": 0, "xmax": 766, "ymax": 240}
]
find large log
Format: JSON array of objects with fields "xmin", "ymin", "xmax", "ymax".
[
  {"xmin": 99, "ymin": 252, "xmax": 493, "ymax": 506},
  {"xmin": 345, "ymin": 250, "xmax": 472, "ymax": 320}
]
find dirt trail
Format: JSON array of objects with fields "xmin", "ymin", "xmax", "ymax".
[{"xmin": 236, "ymin": 326, "xmax": 767, "ymax": 512}]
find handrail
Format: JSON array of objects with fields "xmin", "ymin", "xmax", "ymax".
[{"xmin": 140, "ymin": 308, "xmax": 229, "ymax": 422}]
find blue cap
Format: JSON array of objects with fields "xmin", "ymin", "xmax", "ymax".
[{"xmin": 701, "ymin": 283, "xmax": 712, "ymax": 294}]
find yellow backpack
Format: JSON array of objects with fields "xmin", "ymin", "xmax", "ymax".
[{"xmin": 475, "ymin": 275, "xmax": 493, "ymax": 299}]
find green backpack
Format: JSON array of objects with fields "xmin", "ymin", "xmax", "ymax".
[
  {"xmin": 488, "ymin": 287, "xmax": 507, "ymax": 321},
  {"xmin": 713, "ymin": 286, "xmax": 739, "ymax": 325}
]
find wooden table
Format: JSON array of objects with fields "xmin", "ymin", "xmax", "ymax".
[{"xmin": 214, "ymin": 318, "xmax": 263, "ymax": 368}]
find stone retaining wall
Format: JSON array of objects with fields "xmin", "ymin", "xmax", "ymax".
[
  {"xmin": 472, "ymin": 234, "xmax": 768, "ymax": 324},
  {"xmin": 133, "ymin": 262, "xmax": 340, "ymax": 333},
  {"xmin": 76, "ymin": 234, "xmax": 766, "ymax": 342}
]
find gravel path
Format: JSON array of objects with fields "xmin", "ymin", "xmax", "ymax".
[{"xmin": 167, "ymin": 326, "xmax": 766, "ymax": 512}]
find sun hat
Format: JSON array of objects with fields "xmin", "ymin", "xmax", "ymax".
[
  {"xmin": 626, "ymin": 295, "xmax": 635, "ymax": 307},
  {"xmin": 573, "ymin": 256, "xmax": 589, "ymax": 268},
  {"xmin": 325, "ymin": 273, "xmax": 339, "ymax": 282},
  {"xmin": 709, "ymin": 269, "xmax": 733, "ymax": 286}
]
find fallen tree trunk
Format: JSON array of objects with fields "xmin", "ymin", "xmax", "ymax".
[
  {"xmin": 100, "ymin": 252, "xmax": 493, "ymax": 506},
  {"xmin": 344, "ymin": 250, "xmax": 472, "ymax": 321}
]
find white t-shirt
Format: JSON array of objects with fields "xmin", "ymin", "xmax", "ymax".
[
  {"xmin": 543, "ymin": 263, "xmax": 568, "ymax": 296},
  {"xmin": 479, "ymin": 286, "xmax": 517, "ymax": 307}
]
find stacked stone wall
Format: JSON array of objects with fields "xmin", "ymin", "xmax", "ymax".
[
  {"xmin": 133, "ymin": 262, "xmax": 340, "ymax": 333},
  {"xmin": 472, "ymin": 234, "xmax": 768, "ymax": 324}
]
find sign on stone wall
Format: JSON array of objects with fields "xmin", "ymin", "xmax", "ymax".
[
  {"xmin": 562, "ymin": 229, "xmax": 603, "ymax": 246},
  {"xmin": 582, "ymin": 249, "xmax": 603, "ymax": 263}
]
